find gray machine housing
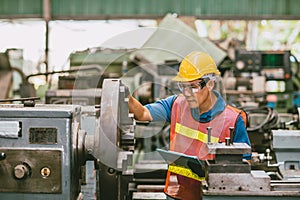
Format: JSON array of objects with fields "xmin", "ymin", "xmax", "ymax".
[
  {"xmin": 0, "ymin": 79, "xmax": 135, "ymax": 200},
  {"xmin": 0, "ymin": 104, "xmax": 83, "ymax": 200}
]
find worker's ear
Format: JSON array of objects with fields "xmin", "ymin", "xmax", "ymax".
[{"xmin": 206, "ymin": 80, "xmax": 215, "ymax": 91}]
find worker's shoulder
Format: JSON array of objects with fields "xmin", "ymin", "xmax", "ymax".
[
  {"xmin": 226, "ymin": 104, "xmax": 248, "ymax": 126},
  {"xmin": 226, "ymin": 104, "xmax": 244, "ymax": 114}
]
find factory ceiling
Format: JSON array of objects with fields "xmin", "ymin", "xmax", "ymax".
[{"xmin": 0, "ymin": 0, "xmax": 300, "ymax": 20}]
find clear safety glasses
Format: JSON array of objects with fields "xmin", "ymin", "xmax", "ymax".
[{"xmin": 177, "ymin": 78, "xmax": 208, "ymax": 93}]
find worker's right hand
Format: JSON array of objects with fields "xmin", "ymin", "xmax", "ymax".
[{"xmin": 121, "ymin": 83, "xmax": 131, "ymax": 97}]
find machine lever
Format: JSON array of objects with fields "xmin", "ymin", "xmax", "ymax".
[
  {"xmin": 207, "ymin": 127, "xmax": 212, "ymax": 144},
  {"xmin": 229, "ymin": 127, "xmax": 234, "ymax": 144}
]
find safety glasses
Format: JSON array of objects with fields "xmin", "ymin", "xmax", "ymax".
[{"xmin": 177, "ymin": 78, "xmax": 208, "ymax": 93}]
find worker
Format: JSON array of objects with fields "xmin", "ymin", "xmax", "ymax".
[{"xmin": 128, "ymin": 51, "xmax": 251, "ymax": 200}]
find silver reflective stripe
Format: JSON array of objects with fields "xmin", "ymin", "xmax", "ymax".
[{"xmin": 0, "ymin": 121, "xmax": 19, "ymax": 138}]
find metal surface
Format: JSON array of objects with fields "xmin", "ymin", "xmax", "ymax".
[
  {"xmin": 0, "ymin": 52, "xmax": 13, "ymax": 99},
  {"xmin": 272, "ymin": 130, "xmax": 300, "ymax": 180},
  {"xmin": 207, "ymin": 142, "xmax": 251, "ymax": 155},
  {"xmin": 206, "ymin": 142, "xmax": 251, "ymax": 174},
  {"xmin": 93, "ymin": 79, "xmax": 134, "ymax": 200},
  {"xmin": 0, "ymin": 78, "xmax": 136, "ymax": 199},
  {"xmin": 46, "ymin": 88, "xmax": 102, "ymax": 105},
  {"xmin": 206, "ymin": 160, "xmax": 250, "ymax": 174},
  {"xmin": 0, "ymin": 121, "xmax": 19, "ymax": 138},
  {"xmin": 0, "ymin": 104, "xmax": 82, "ymax": 200},
  {"xmin": 132, "ymin": 192, "xmax": 166, "ymax": 200},
  {"xmin": 206, "ymin": 171, "xmax": 271, "ymax": 193},
  {"xmin": 70, "ymin": 48, "xmax": 133, "ymax": 68},
  {"xmin": 0, "ymin": 149, "xmax": 62, "ymax": 193},
  {"xmin": 203, "ymin": 137, "xmax": 300, "ymax": 199}
]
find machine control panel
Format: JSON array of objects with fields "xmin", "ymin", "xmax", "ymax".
[
  {"xmin": 0, "ymin": 149, "xmax": 62, "ymax": 193},
  {"xmin": 234, "ymin": 49, "xmax": 291, "ymax": 80}
]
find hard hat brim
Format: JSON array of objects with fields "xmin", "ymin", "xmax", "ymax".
[{"xmin": 172, "ymin": 70, "xmax": 220, "ymax": 82}]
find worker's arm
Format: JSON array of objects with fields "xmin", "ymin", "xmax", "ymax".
[
  {"xmin": 128, "ymin": 95, "xmax": 153, "ymax": 121},
  {"xmin": 234, "ymin": 116, "xmax": 252, "ymax": 161}
]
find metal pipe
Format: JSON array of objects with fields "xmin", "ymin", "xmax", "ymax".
[
  {"xmin": 43, "ymin": 0, "xmax": 51, "ymax": 81},
  {"xmin": 25, "ymin": 64, "xmax": 103, "ymax": 81}
]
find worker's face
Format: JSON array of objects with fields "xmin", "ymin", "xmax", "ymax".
[{"xmin": 179, "ymin": 79, "xmax": 214, "ymax": 108}]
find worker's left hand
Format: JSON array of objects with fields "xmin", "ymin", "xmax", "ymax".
[{"xmin": 187, "ymin": 160, "xmax": 205, "ymax": 177}]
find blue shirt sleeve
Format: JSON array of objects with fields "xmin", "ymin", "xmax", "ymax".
[
  {"xmin": 144, "ymin": 95, "xmax": 177, "ymax": 122},
  {"xmin": 233, "ymin": 116, "xmax": 252, "ymax": 160}
]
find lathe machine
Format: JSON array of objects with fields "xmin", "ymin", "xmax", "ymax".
[
  {"xmin": 0, "ymin": 79, "xmax": 135, "ymax": 200},
  {"xmin": 1, "ymin": 78, "xmax": 300, "ymax": 200}
]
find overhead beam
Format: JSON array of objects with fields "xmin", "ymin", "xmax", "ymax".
[{"xmin": 0, "ymin": 0, "xmax": 299, "ymax": 20}]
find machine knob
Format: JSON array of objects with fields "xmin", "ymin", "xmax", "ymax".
[
  {"xmin": 0, "ymin": 152, "xmax": 6, "ymax": 160},
  {"xmin": 14, "ymin": 164, "xmax": 30, "ymax": 179}
]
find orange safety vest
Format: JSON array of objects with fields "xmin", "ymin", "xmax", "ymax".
[{"xmin": 164, "ymin": 95, "xmax": 245, "ymax": 200}]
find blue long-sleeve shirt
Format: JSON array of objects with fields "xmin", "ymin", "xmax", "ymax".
[{"xmin": 145, "ymin": 92, "xmax": 251, "ymax": 160}]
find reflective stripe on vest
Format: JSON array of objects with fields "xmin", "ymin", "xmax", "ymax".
[
  {"xmin": 175, "ymin": 123, "xmax": 219, "ymax": 143},
  {"xmin": 168, "ymin": 165, "xmax": 205, "ymax": 182}
]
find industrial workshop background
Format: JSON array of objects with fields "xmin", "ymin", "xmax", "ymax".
[{"xmin": 0, "ymin": 0, "xmax": 300, "ymax": 200}]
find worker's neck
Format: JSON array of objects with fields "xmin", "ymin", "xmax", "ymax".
[{"xmin": 199, "ymin": 92, "xmax": 217, "ymax": 114}]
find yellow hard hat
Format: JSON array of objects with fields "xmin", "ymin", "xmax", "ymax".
[{"xmin": 173, "ymin": 51, "xmax": 220, "ymax": 82}]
